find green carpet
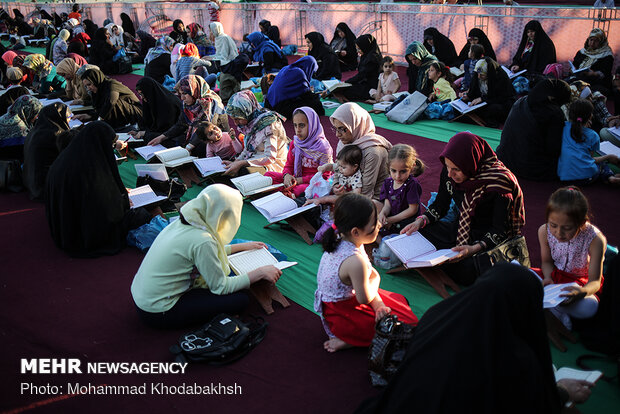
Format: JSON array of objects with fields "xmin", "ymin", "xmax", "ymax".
[{"xmin": 117, "ymin": 155, "xmax": 618, "ymax": 414}]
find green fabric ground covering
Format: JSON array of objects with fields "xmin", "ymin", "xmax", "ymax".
[
  {"xmin": 323, "ymin": 101, "xmax": 503, "ymax": 150},
  {"xmin": 117, "ymin": 155, "xmax": 618, "ymax": 414}
]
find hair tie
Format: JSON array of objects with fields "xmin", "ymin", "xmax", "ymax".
[
  {"xmin": 331, "ymin": 222, "xmax": 338, "ymax": 232},
  {"xmin": 566, "ymin": 186, "xmax": 577, "ymax": 191},
  {"xmin": 577, "ymin": 117, "xmax": 583, "ymax": 122}
]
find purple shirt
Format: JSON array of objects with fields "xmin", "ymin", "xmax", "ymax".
[{"xmin": 379, "ymin": 175, "xmax": 422, "ymax": 217}]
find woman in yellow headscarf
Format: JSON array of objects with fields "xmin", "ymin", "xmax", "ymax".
[{"xmin": 131, "ymin": 184, "xmax": 282, "ymax": 329}]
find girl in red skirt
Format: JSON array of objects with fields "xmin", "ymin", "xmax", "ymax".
[{"xmin": 314, "ymin": 193, "xmax": 418, "ymax": 352}]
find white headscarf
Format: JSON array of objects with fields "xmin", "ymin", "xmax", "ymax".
[{"xmin": 209, "ymin": 22, "xmax": 238, "ymax": 66}]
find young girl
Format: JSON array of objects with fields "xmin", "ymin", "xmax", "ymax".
[
  {"xmin": 369, "ymin": 56, "xmax": 401, "ymax": 103},
  {"xmin": 193, "ymin": 120, "xmax": 243, "ymax": 161},
  {"xmin": 378, "ymin": 144, "xmax": 424, "ymax": 236},
  {"xmin": 459, "ymin": 43, "xmax": 484, "ymax": 94},
  {"xmin": 427, "ymin": 61, "xmax": 456, "ymax": 102},
  {"xmin": 264, "ymin": 107, "xmax": 333, "ymax": 197},
  {"xmin": 536, "ymin": 187, "xmax": 606, "ymax": 329},
  {"xmin": 314, "ymin": 193, "xmax": 418, "ymax": 352},
  {"xmin": 557, "ymin": 99, "xmax": 620, "ymax": 184}
]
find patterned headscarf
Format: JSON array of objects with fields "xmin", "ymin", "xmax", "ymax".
[
  {"xmin": 292, "ymin": 107, "xmax": 333, "ymax": 177},
  {"xmin": 175, "ymin": 75, "xmax": 225, "ymax": 142},
  {"xmin": 22, "ymin": 54, "xmax": 54, "ymax": 77},
  {"xmin": 0, "ymin": 95, "xmax": 43, "ymax": 141},
  {"xmin": 144, "ymin": 36, "xmax": 175, "ymax": 65},
  {"xmin": 439, "ymin": 132, "xmax": 525, "ymax": 246},
  {"xmin": 180, "ymin": 42, "xmax": 199, "ymax": 58},
  {"xmin": 578, "ymin": 28, "xmax": 613, "ymax": 69}
]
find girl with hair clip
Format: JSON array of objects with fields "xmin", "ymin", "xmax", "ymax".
[
  {"xmin": 557, "ymin": 99, "xmax": 620, "ymax": 184},
  {"xmin": 427, "ymin": 61, "xmax": 456, "ymax": 102},
  {"xmin": 314, "ymin": 193, "xmax": 418, "ymax": 353},
  {"xmin": 535, "ymin": 187, "xmax": 607, "ymax": 330}
]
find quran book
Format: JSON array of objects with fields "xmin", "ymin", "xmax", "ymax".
[
  {"xmin": 599, "ymin": 140, "xmax": 620, "ymax": 157},
  {"xmin": 449, "ymin": 66, "xmax": 464, "ymax": 77},
  {"xmin": 501, "ymin": 66, "xmax": 527, "ymax": 79},
  {"xmin": 231, "ymin": 172, "xmax": 283, "ymax": 196},
  {"xmin": 193, "ymin": 156, "xmax": 226, "ymax": 177},
  {"xmin": 385, "ymin": 232, "xmax": 458, "ymax": 268},
  {"xmin": 228, "ymin": 247, "xmax": 297, "ymax": 275},
  {"xmin": 240, "ymin": 80, "xmax": 257, "ymax": 90},
  {"xmin": 68, "ymin": 118, "xmax": 83, "ymax": 129},
  {"xmin": 372, "ymin": 102, "xmax": 392, "ymax": 112},
  {"xmin": 128, "ymin": 185, "xmax": 167, "ymax": 209},
  {"xmin": 117, "ymin": 133, "xmax": 144, "ymax": 144},
  {"xmin": 554, "ymin": 367, "xmax": 602, "ymax": 383},
  {"xmin": 154, "ymin": 146, "xmax": 198, "ymax": 168},
  {"xmin": 569, "ymin": 61, "xmax": 589, "ymax": 74},
  {"xmin": 450, "ymin": 98, "xmax": 487, "ymax": 114},
  {"xmin": 250, "ymin": 192, "xmax": 317, "ymax": 224},
  {"xmin": 135, "ymin": 144, "xmax": 167, "ymax": 161},
  {"xmin": 134, "ymin": 164, "xmax": 169, "ymax": 181},
  {"xmin": 322, "ymin": 79, "xmax": 352, "ymax": 92}
]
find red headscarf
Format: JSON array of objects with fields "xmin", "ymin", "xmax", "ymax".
[{"xmin": 180, "ymin": 43, "xmax": 199, "ymax": 58}]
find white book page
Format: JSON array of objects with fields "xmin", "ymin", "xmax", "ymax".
[
  {"xmin": 135, "ymin": 144, "xmax": 166, "ymax": 161},
  {"xmin": 228, "ymin": 248, "xmax": 278, "ymax": 275},
  {"xmin": 385, "ymin": 232, "xmax": 437, "ymax": 263},
  {"xmin": 134, "ymin": 164, "xmax": 169, "ymax": 181},
  {"xmin": 323, "ymin": 80, "xmax": 352, "ymax": 92},
  {"xmin": 554, "ymin": 367, "xmax": 602, "ymax": 383},
  {"xmin": 406, "ymin": 249, "xmax": 459, "ymax": 268},
  {"xmin": 599, "ymin": 141, "xmax": 620, "ymax": 157},
  {"xmin": 155, "ymin": 146, "xmax": 190, "ymax": 163},
  {"xmin": 501, "ymin": 66, "xmax": 527, "ymax": 79},
  {"xmin": 128, "ymin": 185, "xmax": 167, "ymax": 209},
  {"xmin": 68, "ymin": 118, "xmax": 83, "ymax": 128},
  {"xmin": 117, "ymin": 133, "xmax": 143, "ymax": 144},
  {"xmin": 251, "ymin": 192, "xmax": 298, "ymax": 220},
  {"xmin": 240, "ymin": 80, "xmax": 256, "ymax": 90},
  {"xmin": 543, "ymin": 282, "xmax": 580, "ymax": 308},
  {"xmin": 163, "ymin": 156, "xmax": 198, "ymax": 168},
  {"xmin": 193, "ymin": 156, "xmax": 225, "ymax": 176},
  {"xmin": 38, "ymin": 98, "xmax": 65, "ymax": 106},
  {"xmin": 232, "ymin": 173, "xmax": 273, "ymax": 194},
  {"xmin": 607, "ymin": 127, "xmax": 620, "ymax": 140},
  {"xmin": 450, "ymin": 99, "xmax": 487, "ymax": 114}
]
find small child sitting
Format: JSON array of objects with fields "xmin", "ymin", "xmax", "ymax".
[
  {"xmin": 191, "ymin": 120, "xmax": 243, "ymax": 161},
  {"xmin": 378, "ymin": 144, "xmax": 425, "ymax": 236},
  {"xmin": 368, "ymin": 56, "xmax": 401, "ymax": 103},
  {"xmin": 318, "ymin": 145, "xmax": 363, "ymax": 198},
  {"xmin": 427, "ymin": 61, "xmax": 456, "ymax": 102},
  {"xmin": 459, "ymin": 43, "xmax": 484, "ymax": 94}
]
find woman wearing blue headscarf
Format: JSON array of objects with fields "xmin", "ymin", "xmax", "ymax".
[
  {"xmin": 264, "ymin": 56, "xmax": 325, "ymax": 118},
  {"xmin": 247, "ymin": 31, "xmax": 287, "ymax": 74}
]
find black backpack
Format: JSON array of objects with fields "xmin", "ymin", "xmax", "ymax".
[{"xmin": 170, "ymin": 314, "xmax": 268, "ymax": 364}]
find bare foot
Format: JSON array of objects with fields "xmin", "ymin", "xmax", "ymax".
[
  {"xmin": 323, "ymin": 337, "xmax": 352, "ymax": 353},
  {"xmin": 365, "ymin": 99, "xmax": 377, "ymax": 104}
]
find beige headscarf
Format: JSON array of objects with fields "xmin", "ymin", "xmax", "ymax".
[
  {"xmin": 179, "ymin": 184, "xmax": 243, "ymax": 276},
  {"xmin": 56, "ymin": 58, "xmax": 87, "ymax": 101},
  {"xmin": 330, "ymin": 102, "xmax": 392, "ymax": 153}
]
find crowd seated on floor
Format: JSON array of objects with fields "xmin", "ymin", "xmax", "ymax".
[{"xmin": 0, "ymin": 4, "xmax": 618, "ymax": 412}]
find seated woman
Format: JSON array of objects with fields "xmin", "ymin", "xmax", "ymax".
[
  {"xmin": 329, "ymin": 22, "xmax": 358, "ymax": 72},
  {"xmin": 75, "ymin": 68, "xmax": 142, "ymax": 130},
  {"xmin": 264, "ymin": 56, "xmax": 325, "ymax": 119},
  {"xmin": 169, "ymin": 19, "xmax": 188, "ymax": 45},
  {"xmin": 405, "ymin": 41, "xmax": 437, "ymax": 96},
  {"xmin": 148, "ymin": 75, "xmax": 227, "ymax": 155},
  {"xmin": 144, "ymin": 36, "xmax": 175, "ymax": 84},
  {"xmin": 131, "ymin": 184, "xmax": 282, "ymax": 329},
  {"xmin": 52, "ymin": 29, "xmax": 69, "ymax": 65},
  {"xmin": 462, "ymin": 58, "xmax": 516, "ymax": 127},
  {"xmin": 458, "ymin": 28, "xmax": 496, "ymax": 63},
  {"xmin": 336, "ymin": 34, "xmax": 382, "ymax": 102},
  {"xmin": 571, "ymin": 28, "xmax": 614, "ymax": 95},
  {"xmin": 305, "ymin": 31, "xmax": 341, "ymax": 80},
  {"xmin": 89, "ymin": 27, "xmax": 118, "ymax": 75},
  {"xmin": 105, "ymin": 22, "xmax": 125, "ymax": 49},
  {"xmin": 330, "ymin": 102, "xmax": 392, "ymax": 199},
  {"xmin": 223, "ymin": 90, "xmax": 288, "ymax": 176},
  {"xmin": 67, "ymin": 32, "xmax": 90, "ymax": 59},
  {"xmin": 259, "ymin": 19, "xmax": 281, "ymax": 47},
  {"xmin": 23, "ymin": 103, "xmax": 71, "ymax": 201},
  {"xmin": 187, "ymin": 23, "xmax": 210, "ymax": 57},
  {"xmin": 130, "ymin": 77, "xmax": 182, "ymax": 145},
  {"xmin": 247, "ymin": 31, "xmax": 287, "ymax": 74},
  {"xmin": 22, "ymin": 54, "xmax": 66, "ymax": 95},
  {"xmin": 423, "ymin": 27, "xmax": 460, "ymax": 68},
  {"xmin": 135, "ymin": 31, "xmax": 156, "ymax": 64},
  {"xmin": 402, "ymin": 132, "xmax": 525, "ymax": 286},
  {"xmin": 354, "ymin": 263, "xmax": 589, "ymax": 413},
  {"xmin": 210, "ymin": 22, "xmax": 249, "ymax": 103},
  {"xmin": 120, "ymin": 13, "xmax": 135, "ymax": 37},
  {"xmin": 510, "ymin": 20, "xmax": 556, "ymax": 75},
  {"xmin": 55, "ymin": 57, "xmax": 91, "ymax": 105},
  {"xmin": 497, "ymin": 79, "xmax": 572, "ymax": 181},
  {"xmin": 265, "ymin": 106, "xmax": 333, "ymax": 197},
  {"xmin": 0, "ymin": 95, "xmax": 43, "ymax": 160},
  {"xmin": 0, "ymin": 85, "xmax": 29, "ymax": 116},
  {"xmin": 45, "ymin": 122, "xmax": 150, "ymax": 258}
]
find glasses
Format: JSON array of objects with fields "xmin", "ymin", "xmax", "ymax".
[{"xmin": 331, "ymin": 126, "xmax": 349, "ymax": 135}]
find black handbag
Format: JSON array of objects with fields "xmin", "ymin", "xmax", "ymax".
[
  {"xmin": 136, "ymin": 175, "xmax": 187, "ymax": 203},
  {"xmin": 473, "ymin": 235, "xmax": 531, "ymax": 276},
  {"xmin": 368, "ymin": 314, "xmax": 416, "ymax": 387},
  {"xmin": 0, "ymin": 160, "xmax": 24, "ymax": 193}
]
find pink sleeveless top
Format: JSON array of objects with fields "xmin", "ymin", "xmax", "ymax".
[{"xmin": 547, "ymin": 222, "xmax": 599, "ymax": 279}]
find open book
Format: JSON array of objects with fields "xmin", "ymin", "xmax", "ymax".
[
  {"xmin": 154, "ymin": 146, "xmax": 197, "ymax": 168},
  {"xmin": 450, "ymin": 98, "xmax": 487, "ymax": 114},
  {"xmin": 228, "ymin": 247, "xmax": 297, "ymax": 275},
  {"xmin": 543, "ymin": 282, "xmax": 580, "ymax": 308},
  {"xmin": 501, "ymin": 66, "xmax": 527, "ymax": 79},
  {"xmin": 117, "ymin": 132, "xmax": 144, "ymax": 145},
  {"xmin": 385, "ymin": 232, "xmax": 458, "ymax": 268},
  {"xmin": 135, "ymin": 144, "xmax": 167, "ymax": 161},
  {"xmin": 322, "ymin": 79, "xmax": 352, "ymax": 92},
  {"xmin": 569, "ymin": 61, "xmax": 589, "ymax": 74},
  {"xmin": 554, "ymin": 367, "xmax": 603, "ymax": 384},
  {"xmin": 193, "ymin": 156, "xmax": 226, "ymax": 177},
  {"xmin": 128, "ymin": 185, "xmax": 167, "ymax": 209},
  {"xmin": 231, "ymin": 172, "xmax": 283, "ymax": 196},
  {"xmin": 449, "ymin": 66, "xmax": 465, "ymax": 77},
  {"xmin": 251, "ymin": 192, "xmax": 317, "ymax": 224},
  {"xmin": 135, "ymin": 164, "xmax": 169, "ymax": 181},
  {"xmin": 68, "ymin": 118, "xmax": 83, "ymax": 129},
  {"xmin": 68, "ymin": 103, "xmax": 94, "ymax": 112},
  {"xmin": 599, "ymin": 140, "xmax": 620, "ymax": 157},
  {"xmin": 240, "ymin": 80, "xmax": 257, "ymax": 90}
]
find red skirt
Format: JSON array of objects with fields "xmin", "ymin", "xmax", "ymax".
[
  {"xmin": 531, "ymin": 267, "xmax": 603, "ymax": 294},
  {"xmin": 321, "ymin": 289, "xmax": 418, "ymax": 347}
]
